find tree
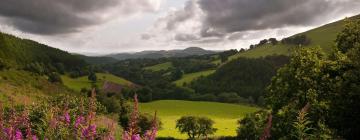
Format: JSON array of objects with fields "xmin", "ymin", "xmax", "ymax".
[
  {"xmin": 220, "ymin": 54, "xmax": 229, "ymax": 63},
  {"xmin": 197, "ymin": 117, "xmax": 217, "ymax": 138},
  {"xmin": 335, "ymin": 18, "xmax": 360, "ymax": 53},
  {"xmin": 265, "ymin": 47, "xmax": 338, "ymax": 139},
  {"xmin": 237, "ymin": 110, "xmax": 269, "ymax": 140},
  {"xmin": 176, "ymin": 116, "xmax": 198, "ymax": 139},
  {"xmin": 259, "ymin": 39, "xmax": 268, "ymax": 45},
  {"xmin": 48, "ymin": 72, "xmax": 62, "ymax": 83},
  {"xmin": 176, "ymin": 116, "xmax": 217, "ymax": 140},
  {"xmin": 328, "ymin": 18, "xmax": 360, "ymax": 139},
  {"xmin": 171, "ymin": 68, "xmax": 183, "ymax": 81},
  {"xmin": 269, "ymin": 38, "xmax": 278, "ymax": 45},
  {"xmin": 88, "ymin": 72, "xmax": 97, "ymax": 83}
]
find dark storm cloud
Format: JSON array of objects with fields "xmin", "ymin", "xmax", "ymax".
[
  {"xmin": 0, "ymin": 0, "xmax": 158, "ymax": 35},
  {"xmin": 198, "ymin": 0, "xmax": 360, "ymax": 37}
]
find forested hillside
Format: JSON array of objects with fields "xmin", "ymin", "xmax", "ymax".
[
  {"xmin": 189, "ymin": 55, "xmax": 289, "ymax": 104},
  {"xmin": 0, "ymin": 32, "xmax": 87, "ymax": 73}
]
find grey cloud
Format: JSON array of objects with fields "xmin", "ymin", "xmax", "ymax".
[
  {"xmin": 160, "ymin": 0, "xmax": 198, "ymax": 30},
  {"xmin": 0, "ymin": 0, "xmax": 159, "ymax": 35},
  {"xmin": 198, "ymin": 0, "xmax": 360, "ymax": 37},
  {"xmin": 141, "ymin": 34, "xmax": 152, "ymax": 40},
  {"xmin": 192, "ymin": 38, "xmax": 224, "ymax": 44},
  {"xmin": 174, "ymin": 33, "xmax": 198, "ymax": 41}
]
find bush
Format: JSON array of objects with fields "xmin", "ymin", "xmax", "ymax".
[
  {"xmin": 48, "ymin": 72, "xmax": 62, "ymax": 83},
  {"xmin": 237, "ymin": 110, "xmax": 269, "ymax": 139}
]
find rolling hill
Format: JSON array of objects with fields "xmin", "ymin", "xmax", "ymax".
[
  {"xmin": 106, "ymin": 47, "xmax": 218, "ymax": 60},
  {"xmin": 61, "ymin": 73, "xmax": 133, "ymax": 92},
  {"xmin": 144, "ymin": 62, "xmax": 173, "ymax": 71},
  {"xmin": 0, "ymin": 32, "xmax": 87, "ymax": 70},
  {"xmin": 139, "ymin": 100, "xmax": 259, "ymax": 139},
  {"xmin": 229, "ymin": 14, "xmax": 360, "ymax": 60},
  {"xmin": 174, "ymin": 70, "xmax": 216, "ymax": 87}
]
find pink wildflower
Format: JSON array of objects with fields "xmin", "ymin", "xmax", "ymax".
[
  {"xmin": 122, "ymin": 131, "xmax": 131, "ymax": 140},
  {"xmin": 131, "ymin": 134, "xmax": 141, "ymax": 140},
  {"xmin": 82, "ymin": 124, "xmax": 97, "ymax": 139},
  {"xmin": 75, "ymin": 116, "xmax": 85, "ymax": 128},
  {"xmin": 64, "ymin": 111, "xmax": 71, "ymax": 124},
  {"xmin": 15, "ymin": 129, "xmax": 23, "ymax": 140}
]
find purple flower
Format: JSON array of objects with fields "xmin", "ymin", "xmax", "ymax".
[
  {"xmin": 82, "ymin": 124, "xmax": 97, "ymax": 138},
  {"xmin": 32, "ymin": 135, "xmax": 38, "ymax": 140},
  {"xmin": 15, "ymin": 129, "xmax": 23, "ymax": 140},
  {"xmin": 131, "ymin": 134, "xmax": 141, "ymax": 140},
  {"xmin": 75, "ymin": 116, "xmax": 85, "ymax": 128},
  {"xmin": 122, "ymin": 131, "xmax": 131, "ymax": 140},
  {"xmin": 64, "ymin": 111, "xmax": 70, "ymax": 124}
]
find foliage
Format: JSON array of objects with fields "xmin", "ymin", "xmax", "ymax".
[
  {"xmin": 88, "ymin": 71, "xmax": 97, "ymax": 83},
  {"xmin": 291, "ymin": 103, "xmax": 313, "ymax": 140},
  {"xmin": 281, "ymin": 35, "xmax": 311, "ymax": 46},
  {"xmin": 0, "ymin": 90, "xmax": 114, "ymax": 139},
  {"xmin": 122, "ymin": 94, "xmax": 158, "ymax": 140},
  {"xmin": 237, "ymin": 110, "xmax": 270, "ymax": 140},
  {"xmin": 335, "ymin": 18, "xmax": 360, "ymax": 53},
  {"xmin": 48, "ymin": 72, "xmax": 62, "ymax": 83},
  {"xmin": 219, "ymin": 49, "xmax": 238, "ymax": 63},
  {"xmin": 190, "ymin": 55, "xmax": 289, "ymax": 104},
  {"xmin": 170, "ymin": 68, "xmax": 183, "ymax": 81},
  {"xmin": 0, "ymin": 32, "xmax": 87, "ymax": 72},
  {"xmin": 176, "ymin": 116, "xmax": 217, "ymax": 139}
]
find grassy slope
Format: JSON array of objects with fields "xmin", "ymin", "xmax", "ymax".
[
  {"xmin": 228, "ymin": 15, "xmax": 360, "ymax": 60},
  {"xmin": 140, "ymin": 100, "xmax": 259, "ymax": 139},
  {"xmin": 144, "ymin": 62, "xmax": 173, "ymax": 71},
  {"xmin": 0, "ymin": 70, "xmax": 73, "ymax": 106},
  {"xmin": 61, "ymin": 73, "xmax": 133, "ymax": 92},
  {"xmin": 174, "ymin": 70, "xmax": 215, "ymax": 87}
]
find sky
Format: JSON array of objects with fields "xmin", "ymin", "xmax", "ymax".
[{"xmin": 0, "ymin": 0, "xmax": 360, "ymax": 55}]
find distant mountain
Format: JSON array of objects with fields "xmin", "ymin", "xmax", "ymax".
[{"xmin": 106, "ymin": 47, "xmax": 218, "ymax": 60}]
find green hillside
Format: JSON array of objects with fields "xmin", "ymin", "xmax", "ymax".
[
  {"xmin": 75, "ymin": 54, "xmax": 118, "ymax": 65},
  {"xmin": 174, "ymin": 70, "xmax": 215, "ymax": 87},
  {"xmin": 61, "ymin": 73, "xmax": 133, "ymax": 92},
  {"xmin": 144, "ymin": 62, "xmax": 173, "ymax": 71},
  {"xmin": 0, "ymin": 69, "xmax": 74, "ymax": 106},
  {"xmin": 0, "ymin": 32, "xmax": 86, "ymax": 70},
  {"xmin": 139, "ymin": 100, "xmax": 259, "ymax": 139},
  {"xmin": 229, "ymin": 15, "xmax": 360, "ymax": 59}
]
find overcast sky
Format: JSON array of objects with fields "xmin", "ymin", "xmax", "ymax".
[{"xmin": 0, "ymin": 0, "xmax": 360, "ymax": 55}]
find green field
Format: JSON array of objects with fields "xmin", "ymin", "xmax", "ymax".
[
  {"xmin": 144, "ymin": 62, "xmax": 173, "ymax": 71},
  {"xmin": 61, "ymin": 73, "xmax": 132, "ymax": 91},
  {"xmin": 174, "ymin": 70, "xmax": 215, "ymax": 86},
  {"xmin": 139, "ymin": 100, "xmax": 260, "ymax": 139}
]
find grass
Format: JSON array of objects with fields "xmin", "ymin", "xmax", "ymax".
[
  {"xmin": 218, "ymin": 15, "xmax": 360, "ymax": 62},
  {"xmin": 173, "ymin": 70, "xmax": 215, "ymax": 87},
  {"xmin": 61, "ymin": 73, "xmax": 133, "ymax": 92},
  {"xmin": 139, "ymin": 100, "xmax": 260, "ymax": 139},
  {"xmin": 144, "ymin": 62, "xmax": 173, "ymax": 71},
  {"xmin": 0, "ymin": 70, "xmax": 72, "ymax": 106}
]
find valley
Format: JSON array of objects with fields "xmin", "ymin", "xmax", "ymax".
[{"xmin": 0, "ymin": 8, "xmax": 359, "ymax": 140}]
